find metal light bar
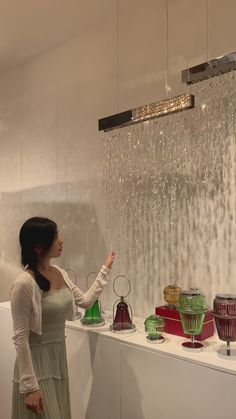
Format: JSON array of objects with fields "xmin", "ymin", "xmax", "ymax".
[
  {"xmin": 98, "ymin": 93, "xmax": 194, "ymax": 132},
  {"xmin": 182, "ymin": 51, "xmax": 236, "ymax": 84}
]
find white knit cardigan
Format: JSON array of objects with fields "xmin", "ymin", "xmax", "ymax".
[{"xmin": 10, "ymin": 264, "xmax": 110, "ymax": 393}]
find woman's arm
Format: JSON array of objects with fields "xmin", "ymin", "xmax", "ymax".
[
  {"xmin": 67, "ymin": 251, "xmax": 115, "ymax": 309},
  {"xmin": 68, "ymin": 265, "xmax": 110, "ymax": 308},
  {"xmin": 10, "ymin": 280, "xmax": 39, "ymax": 393}
]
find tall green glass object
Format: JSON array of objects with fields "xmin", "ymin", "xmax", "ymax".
[
  {"xmin": 81, "ymin": 272, "xmax": 105, "ymax": 327},
  {"xmin": 83, "ymin": 300, "xmax": 102, "ymax": 324},
  {"xmin": 177, "ymin": 289, "xmax": 208, "ymax": 350}
]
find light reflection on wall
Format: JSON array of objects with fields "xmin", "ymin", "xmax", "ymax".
[{"xmin": 104, "ymin": 71, "xmax": 236, "ymax": 317}]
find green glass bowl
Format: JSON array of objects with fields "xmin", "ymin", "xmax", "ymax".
[{"xmin": 144, "ymin": 315, "xmax": 165, "ymax": 338}]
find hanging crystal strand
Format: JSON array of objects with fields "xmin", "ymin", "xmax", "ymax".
[
  {"xmin": 126, "ymin": 130, "xmax": 132, "ymax": 278},
  {"xmin": 141, "ymin": 121, "xmax": 149, "ymax": 305},
  {"xmin": 155, "ymin": 119, "xmax": 161, "ymax": 302},
  {"xmin": 191, "ymin": 87, "xmax": 200, "ymax": 289},
  {"xmin": 148, "ymin": 119, "xmax": 156, "ymax": 305},
  {"xmin": 214, "ymin": 78, "xmax": 224, "ymax": 290},
  {"xmin": 222, "ymin": 88, "xmax": 232, "ymax": 287},
  {"xmin": 123, "ymin": 129, "xmax": 129, "ymax": 277},
  {"xmin": 116, "ymin": 129, "xmax": 123, "ymax": 276},
  {"xmin": 129, "ymin": 124, "xmax": 139, "ymax": 311},
  {"xmin": 152, "ymin": 119, "xmax": 160, "ymax": 303},
  {"xmin": 210, "ymin": 77, "xmax": 223, "ymax": 291},
  {"xmin": 227, "ymin": 78, "xmax": 233, "ymax": 289},
  {"xmin": 122, "ymin": 128, "xmax": 129, "ymax": 277},
  {"xmin": 110, "ymin": 132, "xmax": 118, "ymax": 275},
  {"xmin": 164, "ymin": 122, "xmax": 171, "ymax": 284},
  {"xmin": 136, "ymin": 122, "xmax": 145, "ymax": 308},
  {"xmin": 139, "ymin": 121, "xmax": 146, "ymax": 310},
  {"xmin": 145, "ymin": 121, "xmax": 153, "ymax": 308},
  {"xmin": 169, "ymin": 185, "xmax": 174, "ymax": 284},
  {"xmin": 156, "ymin": 120, "xmax": 162, "ymax": 283},
  {"xmin": 159, "ymin": 117, "xmax": 167, "ymax": 296},
  {"xmin": 164, "ymin": 118, "xmax": 170, "ymax": 294},
  {"xmin": 154, "ymin": 119, "xmax": 158, "ymax": 282},
  {"xmin": 117, "ymin": 129, "xmax": 122, "ymax": 274},
  {"xmin": 173, "ymin": 182, "xmax": 178, "ymax": 285},
  {"xmin": 103, "ymin": 134, "xmax": 111, "ymax": 247},
  {"xmin": 177, "ymin": 112, "xmax": 185, "ymax": 286},
  {"xmin": 141, "ymin": 122, "xmax": 146, "ymax": 301},
  {"xmin": 132, "ymin": 124, "xmax": 139, "ymax": 303},
  {"xmin": 202, "ymin": 87, "xmax": 210, "ymax": 293},
  {"xmin": 214, "ymin": 77, "xmax": 224, "ymax": 291}
]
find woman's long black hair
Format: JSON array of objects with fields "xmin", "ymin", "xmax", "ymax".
[{"xmin": 19, "ymin": 217, "xmax": 57, "ymax": 291}]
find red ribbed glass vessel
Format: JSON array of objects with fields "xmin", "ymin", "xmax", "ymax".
[{"xmin": 212, "ymin": 294, "xmax": 236, "ymax": 342}]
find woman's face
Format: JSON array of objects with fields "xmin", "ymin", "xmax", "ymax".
[{"xmin": 46, "ymin": 231, "xmax": 63, "ymax": 259}]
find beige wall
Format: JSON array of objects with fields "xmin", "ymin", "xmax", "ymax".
[{"xmin": 0, "ymin": 0, "xmax": 236, "ymax": 315}]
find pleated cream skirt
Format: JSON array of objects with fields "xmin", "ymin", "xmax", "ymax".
[{"xmin": 12, "ymin": 340, "xmax": 71, "ymax": 419}]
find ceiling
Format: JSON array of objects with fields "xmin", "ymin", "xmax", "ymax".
[{"xmin": 0, "ymin": 0, "xmax": 111, "ymax": 72}]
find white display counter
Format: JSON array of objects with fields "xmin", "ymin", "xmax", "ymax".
[{"xmin": 1, "ymin": 302, "xmax": 236, "ymax": 419}]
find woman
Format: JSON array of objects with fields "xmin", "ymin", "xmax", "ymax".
[{"xmin": 10, "ymin": 217, "xmax": 115, "ymax": 418}]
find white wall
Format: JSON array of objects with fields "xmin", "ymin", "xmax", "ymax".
[{"xmin": 0, "ymin": 0, "xmax": 236, "ymax": 314}]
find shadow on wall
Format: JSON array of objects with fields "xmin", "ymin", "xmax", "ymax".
[{"xmin": 0, "ymin": 181, "xmax": 107, "ymax": 302}]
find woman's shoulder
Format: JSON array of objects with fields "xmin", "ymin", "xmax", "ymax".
[{"xmin": 11, "ymin": 270, "xmax": 36, "ymax": 293}]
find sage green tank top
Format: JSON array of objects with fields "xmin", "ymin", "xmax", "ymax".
[{"xmin": 29, "ymin": 286, "xmax": 73, "ymax": 346}]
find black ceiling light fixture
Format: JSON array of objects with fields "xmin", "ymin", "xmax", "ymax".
[
  {"xmin": 182, "ymin": 51, "xmax": 236, "ymax": 85},
  {"xmin": 98, "ymin": 93, "xmax": 195, "ymax": 132}
]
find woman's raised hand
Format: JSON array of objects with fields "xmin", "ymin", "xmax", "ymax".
[{"xmin": 104, "ymin": 251, "xmax": 115, "ymax": 269}]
